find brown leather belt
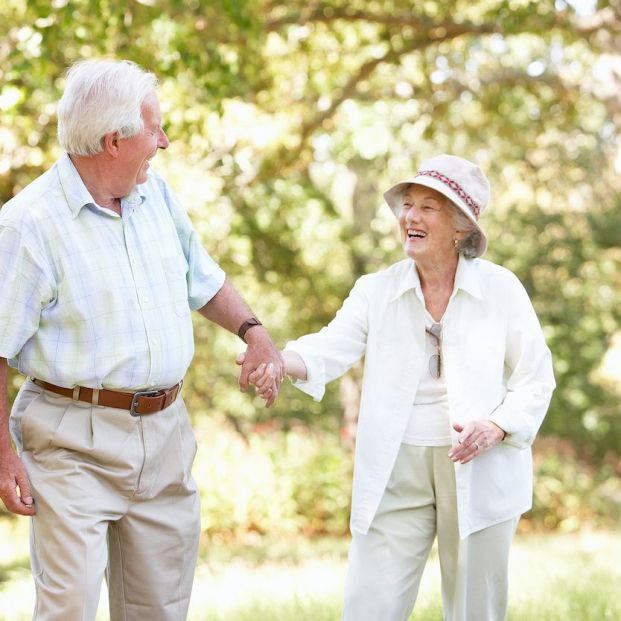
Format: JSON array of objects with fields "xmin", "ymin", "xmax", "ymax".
[{"xmin": 32, "ymin": 378, "xmax": 183, "ymax": 416}]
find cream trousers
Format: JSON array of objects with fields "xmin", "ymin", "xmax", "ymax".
[
  {"xmin": 342, "ymin": 444, "xmax": 519, "ymax": 621},
  {"xmin": 11, "ymin": 379, "xmax": 201, "ymax": 621}
]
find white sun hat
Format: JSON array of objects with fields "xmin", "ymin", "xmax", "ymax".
[{"xmin": 383, "ymin": 154, "xmax": 491, "ymax": 257}]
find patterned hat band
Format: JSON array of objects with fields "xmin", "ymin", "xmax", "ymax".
[{"xmin": 415, "ymin": 170, "xmax": 481, "ymax": 219}]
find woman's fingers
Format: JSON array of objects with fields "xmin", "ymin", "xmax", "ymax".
[
  {"xmin": 249, "ymin": 363, "xmax": 277, "ymax": 394},
  {"xmin": 449, "ymin": 421, "xmax": 491, "ymax": 463},
  {"xmin": 248, "ymin": 362, "xmax": 267, "ymax": 383}
]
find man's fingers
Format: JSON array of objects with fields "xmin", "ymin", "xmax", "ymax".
[
  {"xmin": 257, "ymin": 378, "xmax": 279, "ymax": 407},
  {"xmin": 15, "ymin": 474, "xmax": 33, "ymax": 506},
  {"xmin": 265, "ymin": 386, "xmax": 278, "ymax": 407},
  {"xmin": 238, "ymin": 365, "xmax": 250, "ymax": 392},
  {"xmin": 0, "ymin": 453, "xmax": 36, "ymax": 516},
  {"xmin": 4, "ymin": 498, "xmax": 36, "ymax": 516},
  {"xmin": 256, "ymin": 381, "xmax": 274, "ymax": 396},
  {"xmin": 0, "ymin": 486, "xmax": 36, "ymax": 516}
]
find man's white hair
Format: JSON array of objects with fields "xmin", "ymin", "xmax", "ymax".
[{"xmin": 57, "ymin": 59, "xmax": 158, "ymax": 156}]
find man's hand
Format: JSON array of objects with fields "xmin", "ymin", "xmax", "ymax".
[
  {"xmin": 197, "ymin": 280, "xmax": 284, "ymax": 406},
  {"xmin": 237, "ymin": 326, "xmax": 284, "ymax": 407},
  {"xmin": 0, "ymin": 448, "xmax": 36, "ymax": 516},
  {"xmin": 448, "ymin": 420, "xmax": 506, "ymax": 464},
  {"xmin": 0, "ymin": 357, "xmax": 35, "ymax": 515}
]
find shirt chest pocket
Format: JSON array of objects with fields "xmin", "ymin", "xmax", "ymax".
[{"xmin": 162, "ymin": 256, "xmax": 191, "ymax": 317}]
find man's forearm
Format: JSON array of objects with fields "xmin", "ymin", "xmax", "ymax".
[
  {"xmin": 198, "ymin": 279, "xmax": 258, "ymax": 337},
  {"xmin": 198, "ymin": 279, "xmax": 284, "ymax": 404}
]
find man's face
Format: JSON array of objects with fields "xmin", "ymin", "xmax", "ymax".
[{"xmin": 116, "ymin": 92, "xmax": 169, "ymax": 191}]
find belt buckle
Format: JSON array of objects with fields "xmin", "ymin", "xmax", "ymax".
[{"xmin": 130, "ymin": 389, "xmax": 161, "ymax": 417}]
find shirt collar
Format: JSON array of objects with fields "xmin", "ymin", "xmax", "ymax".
[
  {"xmin": 453, "ymin": 254, "xmax": 483, "ymax": 300},
  {"xmin": 58, "ymin": 153, "xmax": 146, "ymax": 219},
  {"xmin": 391, "ymin": 255, "xmax": 483, "ymax": 302},
  {"xmin": 58, "ymin": 153, "xmax": 96, "ymax": 218},
  {"xmin": 391, "ymin": 260, "xmax": 422, "ymax": 301}
]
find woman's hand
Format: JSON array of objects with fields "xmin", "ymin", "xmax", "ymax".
[
  {"xmin": 236, "ymin": 350, "xmax": 309, "ymax": 403},
  {"xmin": 237, "ymin": 327, "xmax": 284, "ymax": 407},
  {"xmin": 448, "ymin": 420, "xmax": 506, "ymax": 464},
  {"xmin": 236, "ymin": 352, "xmax": 277, "ymax": 402}
]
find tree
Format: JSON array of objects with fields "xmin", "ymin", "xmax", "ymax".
[{"xmin": 2, "ymin": 0, "xmax": 621, "ymax": 459}]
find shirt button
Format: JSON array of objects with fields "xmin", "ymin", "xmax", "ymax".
[
  {"xmin": 143, "ymin": 297, "xmax": 149, "ymax": 303},
  {"xmin": 153, "ymin": 339, "xmax": 159, "ymax": 346}
]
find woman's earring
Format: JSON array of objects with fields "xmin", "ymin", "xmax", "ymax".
[{"xmin": 453, "ymin": 238, "xmax": 459, "ymax": 250}]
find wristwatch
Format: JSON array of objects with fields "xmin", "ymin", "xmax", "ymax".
[{"xmin": 238, "ymin": 317, "xmax": 262, "ymax": 342}]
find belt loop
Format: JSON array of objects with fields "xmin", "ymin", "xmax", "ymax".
[
  {"xmin": 72, "ymin": 386, "xmax": 80, "ymax": 401},
  {"xmin": 91, "ymin": 389, "xmax": 100, "ymax": 406}
]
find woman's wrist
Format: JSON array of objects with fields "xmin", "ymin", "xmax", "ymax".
[
  {"xmin": 488, "ymin": 420, "xmax": 507, "ymax": 441},
  {"xmin": 282, "ymin": 350, "xmax": 308, "ymax": 381}
]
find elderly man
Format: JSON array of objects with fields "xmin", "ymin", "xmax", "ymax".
[{"xmin": 0, "ymin": 59, "xmax": 282, "ymax": 620}]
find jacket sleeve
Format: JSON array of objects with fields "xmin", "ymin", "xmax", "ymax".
[
  {"xmin": 488, "ymin": 274, "xmax": 556, "ymax": 449},
  {"xmin": 284, "ymin": 275, "xmax": 370, "ymax": 401}
]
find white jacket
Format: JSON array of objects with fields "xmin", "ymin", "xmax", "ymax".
[{"xmin": 285, "ymin": 256, "xmax": 555, "ymax": 538}]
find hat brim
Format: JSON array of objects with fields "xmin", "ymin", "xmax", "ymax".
[{"xmin": 383, "ymin": 177, "xmax": 488, "ymax": 257}]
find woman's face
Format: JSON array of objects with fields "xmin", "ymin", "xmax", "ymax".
[{"xmin": 398, "ymin": 185, "xmax": 460, "ymax": 265}]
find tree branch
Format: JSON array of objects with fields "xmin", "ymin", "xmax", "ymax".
[
  {"xmin": 568, "ymin": 6, "xmax": 621, "ymax": 35},
  {"xmin": 292, "ymin": 22, "xmax": 500, "ymax": 161},
  {"xmin": 266, "ymin": 7, "xmax": 498, "ymax": 36}
]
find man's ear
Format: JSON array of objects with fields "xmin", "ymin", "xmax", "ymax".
[{"xmin": 102, "ymin": 132, "xmax": 119, "ymax": 157}]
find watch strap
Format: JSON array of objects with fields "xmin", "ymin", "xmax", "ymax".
[{"xmin": 238, "ymin": 317, "xmax": 262, "ymax": 342}]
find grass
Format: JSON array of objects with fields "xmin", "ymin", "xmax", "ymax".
[{"xmin": 0, "ymin": 521, "xmax": 620, "ymax": 620}]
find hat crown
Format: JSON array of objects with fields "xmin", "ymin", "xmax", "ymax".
[{"xmin": 417, "ymin": 154, "xmax": 490, "ymax": 217}]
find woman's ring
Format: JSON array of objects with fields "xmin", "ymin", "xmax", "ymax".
[{"xmin": 474, "ymin": 442, "xmax": 480, "ymax": 451}]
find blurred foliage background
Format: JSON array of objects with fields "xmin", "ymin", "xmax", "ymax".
[{"xmin": 1, "ymin": 0, "xmax": 621, "ymax": 539}]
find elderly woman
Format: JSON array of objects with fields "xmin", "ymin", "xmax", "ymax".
[{"xmin": 250, "ymin": 154, "xmax": 555, "ymax": 621}]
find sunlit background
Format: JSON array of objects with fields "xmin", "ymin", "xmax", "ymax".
[{"xmin": 1, "ymin": 0, "xmax": 621, "ymax": 619}]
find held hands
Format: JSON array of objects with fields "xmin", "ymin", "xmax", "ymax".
[
  {"xmin": 235, "ymin": 327, "xmax": 284, "ymax": 407},
  {"xmin": 237, "ymin": 349, "xmax": 307, "ymax": 405},
  {"xmin": 235, "ymin": 352, "xmax": 279, "ymax": 403},
  {"xmin": 448, "ymin": 420, "xmax": 506, "ymax": 464}
]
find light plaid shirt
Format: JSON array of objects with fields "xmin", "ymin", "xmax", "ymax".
[{"xmin": 0, "ymin": 154, "xmax": 225, "ymax": 390}]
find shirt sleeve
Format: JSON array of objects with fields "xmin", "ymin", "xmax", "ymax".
[
  {"xmin": 0, "ymin": 225, "xmax": 55, "ymax": 359},
  {"xmin": 160, "ymin": 179, "xmax": 226, "ymax": 310},
  {"xmin": 284, "ymin": 275, "xmax": 370, "ymax": 401},
  {"xmin": 488, "ymin": 273, "xmax": 556, "ymax": 449}
]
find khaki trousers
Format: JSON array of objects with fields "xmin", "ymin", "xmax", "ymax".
[
  {"xmin": 10, "ymin": 379, "xmax": 201, "ymax": 621},
  {"xmin": 342, "ymin": 444, "xmax": 519, "ymax": 621}
]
